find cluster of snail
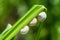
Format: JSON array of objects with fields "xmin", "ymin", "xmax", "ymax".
[{"xmin": 20, "ymin": 12, "xmax": 47, "ymax": 35}]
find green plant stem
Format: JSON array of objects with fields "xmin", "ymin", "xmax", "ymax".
[
  {"xmin": 1, "ymin": 5, "xmax": 47, "ymax": 40},
  {"xmin": 35, "ymin": 22, "xmax": 43, "ymax": 40}
]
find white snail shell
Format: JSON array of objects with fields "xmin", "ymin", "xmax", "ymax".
[
  {"xmin": 20, "ymin": 25, "xmax": 29, "ymax": 35},
  {"xmin": 29, "ymin": 18, "xmax": 37, "ymax": 26},
  {"xmin": 6, "ymin": 24, "xmax": 12, "ymax": 29},
  {"xmin": 37, "ymin": 12, "xmax": 47, "ymax": 22}
]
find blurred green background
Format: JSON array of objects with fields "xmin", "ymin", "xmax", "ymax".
[{"xmin": 0, "ymin": 0, "xmax": 60, "ymax": 40}]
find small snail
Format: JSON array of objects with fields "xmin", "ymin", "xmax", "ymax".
[
  {"xmin": 20, "ymin": 25, "xmax": 29, "ymax": 35},
  {"xmin": 29, "ymin": 18, "xmax": 37, "ymax": 26},
  {"xmin": 37, "ymin": 12, "xmax": 47, "ymax": 22}
]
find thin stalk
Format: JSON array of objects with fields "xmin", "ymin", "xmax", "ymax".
[{"xmin": 35, "ymin": 22, "xmax": 43, "ymax": 40}]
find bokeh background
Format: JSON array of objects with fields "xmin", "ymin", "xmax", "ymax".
[{"xmin": 0, "ymin": 0, "xmax": 60, "ymax": 40}]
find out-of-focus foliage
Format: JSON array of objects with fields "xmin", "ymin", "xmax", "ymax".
[{"xmin": 0, "ymin": 0, "xmax": 60, "ymax": 40}]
